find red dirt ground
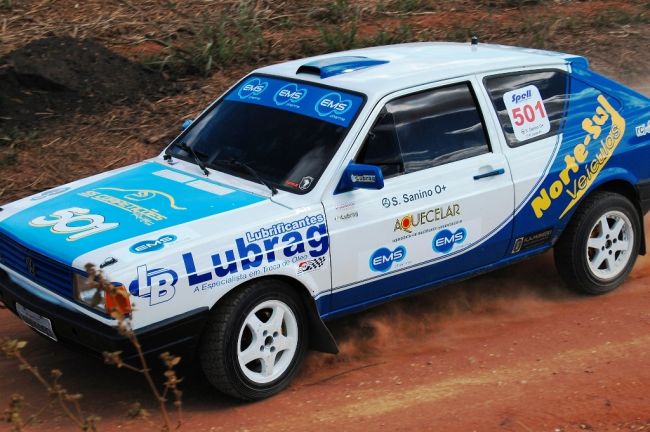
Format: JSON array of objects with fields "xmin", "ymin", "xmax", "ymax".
[{"xmin": 2, "ymin": 216, "xmax": 650, "ymax": 431}]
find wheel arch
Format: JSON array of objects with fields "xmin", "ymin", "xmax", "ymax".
[
  {"xmin": 568, "ymin": 178, "xmax": 646, "ymax": 255},
  {"xmin": 210, "ymin": 275, "xmax": 339, "ymax": 354}
]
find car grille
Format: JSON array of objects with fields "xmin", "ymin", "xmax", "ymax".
[{"xmin": 0, "ymin": 232, "xmax": 74, "ymax": 298}]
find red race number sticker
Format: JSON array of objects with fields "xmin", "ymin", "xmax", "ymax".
[{"xmin": 503, "ymin": 85, "xmax": 550, "ymax": 142}]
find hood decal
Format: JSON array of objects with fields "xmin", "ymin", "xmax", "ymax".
[{"xmin": 0, "ymin": 162, "xmax": 265, "ymax": 265}]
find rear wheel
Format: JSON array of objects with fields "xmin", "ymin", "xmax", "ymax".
[
  {"xmin": 199, "ymin": 280, "xmax": 308, "ymax": 400},
  {"xmin": 554, "ymin": 191, "xmax": 641, "ymax": 295}
]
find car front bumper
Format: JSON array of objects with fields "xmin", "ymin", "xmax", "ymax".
[{"xmin": 0, "ymin": 265, "xmax": 209, "ymax": 359}]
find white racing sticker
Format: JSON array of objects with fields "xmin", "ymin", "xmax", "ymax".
[{"xmin": 503, "ymin": 85, "xmax": 550, "ymax": 142}]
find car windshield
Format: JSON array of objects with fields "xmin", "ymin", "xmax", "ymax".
[{"xmin": 167, "ymin": 75, "xmax": 365, "ymax": 194}]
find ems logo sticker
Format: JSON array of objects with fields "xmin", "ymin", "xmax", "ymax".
[
  {"xmin": 238, "ymin": 78, "xmax": 268, "ymax": 100},
  {"xmin": 316, "ymin": 92, "xmax": 352, "ymax": 118},
  {"xmin": 129, "ymin": 234, "xmax": 178, "ymax": 254},
  {"xmin": 370, "ymin": 246, "xmax": 406, "ymax": 272},
  {"xmin": 273, "ymin": 83, "xmax": 308, "ymax": 106},
  {"xmin": 432, "ymin": 227, "xmax": 467, "ymax": 254}
]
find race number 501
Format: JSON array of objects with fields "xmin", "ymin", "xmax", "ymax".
[{"xmin": 503, "ymin": 85, "xmax": 551, "ymax": 142}]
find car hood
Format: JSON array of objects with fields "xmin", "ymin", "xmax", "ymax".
[{"xmin": 0, "ymin": 161, "xmax": 267, "ymax": 266}]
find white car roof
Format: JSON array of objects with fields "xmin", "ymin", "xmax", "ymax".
[{"xmin": 255, "ymin": 42, "xmax": 580, "ymax": 98}]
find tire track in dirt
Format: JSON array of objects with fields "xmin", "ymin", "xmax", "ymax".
[{"xmin": 245, "ymin": 334, "xmax": 650, "ymax": 431}]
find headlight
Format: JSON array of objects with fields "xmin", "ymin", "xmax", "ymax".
[{"xmin": 74, "ymin": 273, "xmax": 131, "ymax": 315}]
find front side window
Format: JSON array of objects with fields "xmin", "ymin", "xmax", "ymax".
[
  {"xmin": 168, "ymin": 75, "xmax": 365, "ymax": 194},
  {"xmin": 357, "ymin": 82, "xmax": 490, "ymax": 178},
  {"xmin": 484, "ymin": 70, "xmax": 568, "ymax": 147}
]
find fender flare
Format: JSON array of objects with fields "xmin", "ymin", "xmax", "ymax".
[{"xmin": 566, "ymin": 176, "xmax": 647, "ymax": 256}]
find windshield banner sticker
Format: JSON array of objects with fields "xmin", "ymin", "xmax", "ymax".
[{"xmin": 226, "ymin": 75, "xmax": 364, "ymax": 127}]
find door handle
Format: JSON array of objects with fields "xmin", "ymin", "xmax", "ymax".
[{"xmin": 473, "ymin": 168, "xmax": 505, "ymax": 180}]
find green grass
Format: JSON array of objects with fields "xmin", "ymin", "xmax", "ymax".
[
  {"xmin": 310, "ymin": 0, "xmax": 353, "ymax": 24},
  {"xmin": 367, "ymin": 23, "xmax": 413, "ymax": 45},
  {"xmin": 143, "ymin": 0, "xmax": 266, "ymax": 77}
]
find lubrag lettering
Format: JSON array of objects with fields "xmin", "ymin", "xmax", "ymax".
[{"xmin": 182, "ymin": 215, "xmax": 329, "ymax": 292}]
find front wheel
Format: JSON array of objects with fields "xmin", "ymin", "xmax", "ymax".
[
  {"xmin": 554, "ymin": 191, "xmax": 641, "ymax": 295},
  {"xmin": 199, "ymin": 280, "xmax": 308, "ymax": 400}
]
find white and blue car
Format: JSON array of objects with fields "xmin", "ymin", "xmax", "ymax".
[{"xmin": 1, "ymin": 42, "xmax": 649, "ymax": 400}]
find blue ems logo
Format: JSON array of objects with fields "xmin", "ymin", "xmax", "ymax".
[
  {"xmin": 316, "ymin": 92, "xmax": 352, "ymax": 117},
  {"xmin": 273, "ymin": 83, "xmax": 307, "ymax": 106},
  {"xmin": 129, "ymin": 234, "xmax": 177, "ymax": 254},
  {"xmin": 432, "ymin": 228, "xmax": 467, "ymax": 254},
  {"xmin": 370, "ymin": 245, "xmax": 406, "ymax": 272},
  {"xmin": 129, "ymin": 265, "xmax": 177, "ymax": 305},
  {"xmin": 238, "ymin": 78, "xmax": 268, "ymax": 99}
]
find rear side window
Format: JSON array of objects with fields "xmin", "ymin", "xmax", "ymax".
[
  {"xmin": 484, "ymin": 70, "xmax": 568, "ymax": 147},
  {"xmin": 357, "ymin": 82, "xmax": 490, "ymax": 178}
]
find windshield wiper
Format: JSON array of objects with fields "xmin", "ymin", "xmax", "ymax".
[
  {"xmin": 211, "ymin": 159, "xmax": 277, "ymax": 196},
  {"xmin": 176, "ymin": 142, "xmax": 209, "ymax": 176}
]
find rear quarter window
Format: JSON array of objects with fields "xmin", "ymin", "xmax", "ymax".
[
  {"xmin": 484, "ymin": 70, "xmax": 568, "ymax": 147},
  {"xmin": 484, "ymin": 70, "xmax": 623, "ymax": 148}
]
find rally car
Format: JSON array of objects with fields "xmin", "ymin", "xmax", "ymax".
[{"xmin": 1, "ymin": 41, "xmax": 649, "ymax": 400}]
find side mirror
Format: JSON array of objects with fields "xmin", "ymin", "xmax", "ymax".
[
  {"xmin": 335, "ymin": 162, "xmax": 384, "ymax": 194},
  {"xmin": 181, "ymin": 119, "xmax": 193, "ymax": 131}
]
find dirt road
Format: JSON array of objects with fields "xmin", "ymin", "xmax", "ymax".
[{"xmin": 2, "ymin": 217, "xmax": 650, "ymax": 431}]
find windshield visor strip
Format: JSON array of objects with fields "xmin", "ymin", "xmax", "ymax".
[{"xmin": 225, "ymin": 76, "xmax": 364, "ymax": 127}]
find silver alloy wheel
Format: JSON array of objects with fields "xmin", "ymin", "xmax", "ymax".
[
  {"xmin": 237, "ymin": 299, "xmax": 299, "ymax": 384},
  {"xmin": 586, "ymin": 210, "xmax": 634, "ymax": 281}
]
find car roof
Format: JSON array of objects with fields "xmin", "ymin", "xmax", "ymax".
[{"xmin": 255, "ymin": 42, "xmax": 580, "ymax": 98}]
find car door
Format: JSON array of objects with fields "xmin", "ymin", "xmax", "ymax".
[
  {"xmin": 478, "ymin": 66, "xmax": 578, "ymax": 255},
  {"xmin": 321, "ymin": 77, "xmax": 515, "ymax": 314}
]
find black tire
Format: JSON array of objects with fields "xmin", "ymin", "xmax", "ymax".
[
  {"xmin": 554, "ymin": 191, "xmax": 641, "ymax": 295},
  {"xmin": 199, "ymin": 279, "xmax": 308, "ymax": 401}
]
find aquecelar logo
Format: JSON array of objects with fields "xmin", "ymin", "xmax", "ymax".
[
  {"xmin": 129, "ymin": 265, "xmax": 178, "ymax": 306},
  {"xmin": 273, "ymin": 83, "xmax": 308, "ymax": 106},
  {"xmin": 394, "ymin": 204, "xmax": 461, "ymax": 234},
  {"xmin": 129, "ymin": 234, "xmax": 177, "ymax": 254},
  {"xmin": 432, "ymin": 227, "xmax": 467, "ymax": 254},
  {"xmin": 369, "ymin": 246, "xmax": 406, "ymax": 272},
  {"xmin": 238, "ymin": 78, "xmax": 268, "ymax": 99},
  {"xmin": 315, "ymin": 92, "xmax": 352, "ymax": 117}
]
